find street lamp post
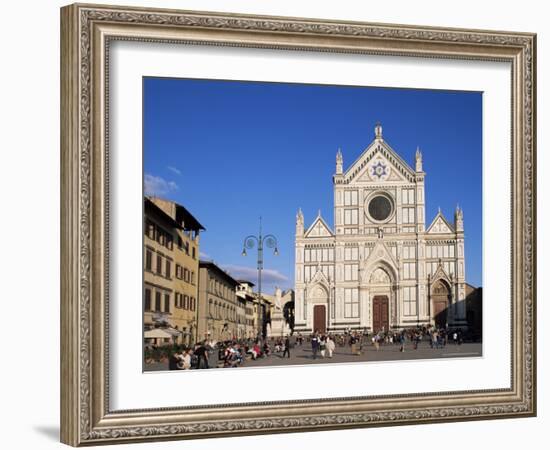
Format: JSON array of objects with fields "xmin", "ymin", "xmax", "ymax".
[{"xmin": 241, "ymin": 217, "xmax": 279, "ymax": 339}]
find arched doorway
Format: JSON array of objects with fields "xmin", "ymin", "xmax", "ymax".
[
  {"xmin": 369, "ymin": 267, "xmax": 392, "ymax": 333},
  {"xmin": 372, "ymin": 296, "xmax": 389, "ymax": 333},
  {"xmin": 431, "ymin": 279, "xmax": 451, "ymax": 328},
  {"xmin": 309, "ymin": 285, "xmax": 328, "ymax": 334}
]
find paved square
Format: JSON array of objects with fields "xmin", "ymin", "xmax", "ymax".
[{"xmin": 145, "ymin": 340, "xmax": 482, "ymax": 372}]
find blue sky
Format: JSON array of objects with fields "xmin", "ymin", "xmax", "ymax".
[{"xmin": 143, "ymin": 77, "xmax": 482, "ymax": 292}]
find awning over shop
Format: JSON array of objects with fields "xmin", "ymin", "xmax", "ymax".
[{"xmin": 144, "ymin": 328, "xmax": 181, "ymax": 339}]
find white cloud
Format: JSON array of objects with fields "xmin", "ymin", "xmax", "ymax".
[
  {"xmin": 167, "ymin": 166, "xmax": 181, "ymax": 176},
  {"xmin": 222, "ymin": 264, "xmax": 288, "ymax": 285},
  {"xmin": 144, "ymin": 174, "xmax": 178, "ymax": 196},
  {"xmin": 199, "ymin": 251, "xmax": 211, "ymax": 259}
]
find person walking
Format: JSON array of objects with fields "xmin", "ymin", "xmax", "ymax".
[
  {"xmin": 374, "ymin": 334, "xmax": 380, "ymax": 351},
  {"xmin": 179, "ymin": 348, "xmax": 193, "ymax": 370},
  {"xmin": 283, "ymin": 335, "xmax": 291, "ymax": 358},
  {"xmin": 326, "ymin": 336, "xmax": 335, "ymax": 358},
  {"xmin": 319, "ymin": 336, "xmax": 326, "ymax": 358},
  {"xmin": 311, "ymin": 334, "xmax": 319, "ymax": 360},
  {"xmin": 194, "ymin": 342, "xmax": 209, "ymax": 369},
  {"xmin": 169, "ymin": 349, "xmax": 183, "ymax": 370}
]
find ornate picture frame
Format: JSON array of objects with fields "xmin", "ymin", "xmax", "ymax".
[{"xmin": 60, "ymin": 3, "xmax": 536, "ymax": 446}]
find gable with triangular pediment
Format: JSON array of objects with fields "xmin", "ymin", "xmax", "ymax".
[
  {"xmin": 361, "ymin": 241, "xmax": 398, "ymax": 282},
  {"xmin": 431, "ymin": 263, "xmax": 453, "ymax": 285},
  {"xmin": 356, "ymin": 158, "xmax": 411, "ymax": 183},
  {"xmin": 427, "ymin": 213, "xmax": 454, "ymax": 234},
  {"xmin": 304, "ymin": 216, "xmax": 334, "ymax": 238},
  {"xmin": 307, "ymin": 266, "xmax": 330, "ymax": 288},
  {"xmin": 344, "ymin": 140, "xmax": 416, "ymax": 185}
]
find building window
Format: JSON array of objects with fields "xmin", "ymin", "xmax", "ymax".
[
  {"xmin": 183, "ymin": 295, "xmax": 189, "ymax": 309},
  {"xmin": 192, "ymin": 247, "xmax": 196, "ymax": 259},
  {"xmin": 321, "ymin": 265, "xmax": 334, "ymax": 281},
  {"xmin": 145, "ymin": 220, "xmax": 155, "ymax": 239},
  {"xmin": 144, "ymin": 288, "xmax": 152, "ymax": 311},
  {"xmin": 403, "ymin": 287, "xmax": 417, "ymax": 316},
  {"xmin": 305, "ymin": 247, "xmax": 334, "ymax": 263},
  {"xmin": 156, "ymin": 255, "xmax": 162, "ymax": 275},
  {"xmin": 402, "ymin": 245, "xmax": 416, "ymax": 260},
  {"xmin": 344, "ymin": 288, "xmax": 359, "ymax": 318},
  {"xmin": 444, "ymin": 261, "xmax": 455, "ymax": 276},
  {"xmin": 344, "ymin": 264, "xmax": 359, "ymax": 281},
  {"xmin": 344, "ymin": 190, "xmax": 358, "ymax": 206},
  {"xmin": 165, "ymin": 259, "xmax": 171, "ymax": 279},
  {"xmin": 402, "ymin": 188, "xmax": 415, "ymax": 205},
  {"xmin": 155, "ymin": 291, "xmax": 161, "ymax": 312},
  {"xmin": 403, "ymin": 262, "xmax": 416, "ymax": 279},
  {"xmin": 145, "ymin": 249, "xmax": 152, "ymax": 271},
  {"xmin": 402, "ymin": 207, "xmax": 415, "ymax": 224},
  {"xmin": 164, "ymin": 293, "xmax": 170, "ymax": 313},
  {"xmin": 344, "ymin": 246, "xmax": 359, "ymax": 261},
  {"xmin": 304, "ymin": 265, "xmax": 311, "ymax": 282},
  {"xmin": 344, "ymin": 208, "xmax": 359, "ymax": 225}
]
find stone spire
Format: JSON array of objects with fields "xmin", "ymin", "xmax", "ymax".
[
  {"xmin": 455, "ymin": 204, "xmax": 464, "ymax": 232},
  {"xmin": 296, "ymin": 208, "xmax": 304, "ymax": 236},
  {"xmin": 375, "ymin": 122, "xmax": 383, "ymax": 140},
  {"xmin": 336, "ymin": 148, "xmax": 343, "ymax": 175},
  {"xmin": 415, "ymin": 146, "xmax": 423, "ymax": 172}
]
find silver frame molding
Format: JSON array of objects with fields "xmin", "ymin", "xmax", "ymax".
[{"xmin": 60, "ymin": 3, "xmax": 536, "ymax": 446}]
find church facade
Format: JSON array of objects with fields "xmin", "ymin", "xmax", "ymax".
[{"xmin": 294, "ymin": 124, "xmax": 468, "ymax": 334}]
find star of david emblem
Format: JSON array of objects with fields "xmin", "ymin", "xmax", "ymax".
[{"xmin": 371, "ymin": 161, "xmax": 388, "ymax": 179}]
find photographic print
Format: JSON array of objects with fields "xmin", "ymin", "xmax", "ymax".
[
  {"xmin": 142, "ymin": 78, "xmax": 483, "ymax": 372},
  {"xmin": 61, "ymin": 4, "xmax": 535, "ymax": 444}
]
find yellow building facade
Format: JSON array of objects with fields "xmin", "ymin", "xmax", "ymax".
[
  {"xmin": 144, "ymin": 197, "xmax": 204, "ymax": 346},
  {"xmin": 236, "ymin": 281, "xmax": 258, "ymax": 339},
  {"xmin": 197, "ymin": 261, "xmax": 240, "ymax": 342}
]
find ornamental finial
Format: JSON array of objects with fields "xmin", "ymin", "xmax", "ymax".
[
  {"xmin": 375, "ymin": 122, "xmax": 383, "ymax": 139},
  {"xmin": 415, "ymin": 146, "xmax": 423, "ymax": 172},
  {"xmin": 336, "ymin": 148, "xmax": 343, "ymax": 174}
]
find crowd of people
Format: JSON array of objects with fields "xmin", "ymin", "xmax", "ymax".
[
  {"xmin": 303, "ymin": 325, "xmax": 465, "ymax": 357},
  {"xmin": 168, "ymin": 335, "xmax": 293, "ymax": 370},
  {"xmin": 166, "ymin": 326, "xmax": 467, "ymax": 370}
]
